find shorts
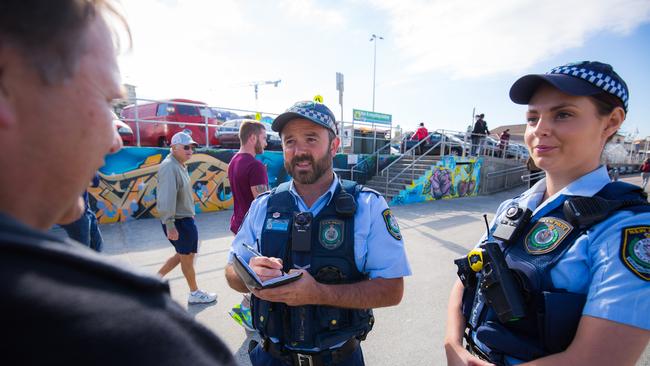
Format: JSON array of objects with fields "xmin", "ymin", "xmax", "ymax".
[{"xmin": 161, "ymin": 217, "xmax": 198, "ymax": 255}]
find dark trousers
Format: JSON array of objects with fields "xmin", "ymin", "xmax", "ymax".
[
  {"xmin": 61, "ymin": 209, "xmax": 103, "ymax": 252},
  {"xmin": 249, "ymin": 343, "xmax": 365, "ymax": 366}
]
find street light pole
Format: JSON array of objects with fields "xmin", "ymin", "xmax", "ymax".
[{"xmin": 370, "ymin": 34, "xmax": 383, "ymax": 112}]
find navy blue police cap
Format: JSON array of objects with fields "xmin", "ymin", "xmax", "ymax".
[
  {"xmin": 509, "ymin": 61, "xmax": 629, "ymax": 113},
  {"xmin": 272, "ymin": 100, "xmax": 338, "ymax": 135}
]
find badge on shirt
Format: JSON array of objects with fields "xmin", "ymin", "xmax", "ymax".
[
  {"xmin": 319, "ymin": 219, "xmax": 344, "ymax": 250},
  {"xmin": 265, "ymin": 218, "xmax": 289, "ymax": 231},
  {"xmin": 525, "ymin": 217, "xmax": 573, "ymax": 255},
  {"xmin": 382, "ymin": 209, "xmax": 402, "ymax": 241},
  {"xmin": 620, "ymin": 226, "xmax": 650, "ymax": 281}
]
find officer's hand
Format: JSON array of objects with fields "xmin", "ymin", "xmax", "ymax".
[
  {"xmin": 167, "ymin": 228, "xmax": 179, "ymax": 241},
  {"xmin": 445, "ymin": 342, "xmax": 495, "ymax": 366},
  {"xmin": 249, "ymin": 256, "xmax": 284, "ymax": 282},
  {"xmin": 252, "ymin": 269, "xmax": 319, "ymax": 306}
]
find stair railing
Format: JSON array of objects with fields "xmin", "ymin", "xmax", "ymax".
[
  {"xmin": 350, "ymin": 142, "xmax": 392, "ymax": 181},
  {"xmin": 380, "ymin": 133, "xmax": 443, "ymax": 196}
]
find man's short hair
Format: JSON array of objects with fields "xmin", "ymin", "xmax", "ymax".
[
  {"xmin": 239, "ymin": 120, "xmax": 266, "ymax": 145},
  {"xmin": 0, "ymin": 0, "xmax": 125, "ymax": 84}
]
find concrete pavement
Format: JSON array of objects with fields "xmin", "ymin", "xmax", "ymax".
[{"xmin": 65, "ymin": 175, "xmax": 648, "ymax": 365}]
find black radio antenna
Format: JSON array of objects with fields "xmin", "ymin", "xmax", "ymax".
[{"xmin": 483, "ymin": 214, "xmax": 491, "ymax": 240}]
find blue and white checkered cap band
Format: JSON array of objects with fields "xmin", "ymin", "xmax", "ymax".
[
  {"xmin": 289, "ymin": 105, "xmax": 336, "ymax": 131},
  {"xmin": 548, "ymin": 65, "xmax": 629, "ymax": 111}
]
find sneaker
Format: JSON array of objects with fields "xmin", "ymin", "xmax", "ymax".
[
  {"xmin": 229, "ymin": 303, "xmax": 255, "ymax": 332},
  {"xmin": 188, "ymin": 290, "xmax": 217, "ymax": 304}
]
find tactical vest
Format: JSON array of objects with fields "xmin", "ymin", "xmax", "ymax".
[
  {"xmin": 463, "ymin": 182, "xmax": 650, "ymax": 364},
  {"xmin": 251, "ymin": 180, "xmax": 374, "ymax": 351}
]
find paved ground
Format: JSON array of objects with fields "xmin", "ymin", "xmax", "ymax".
[{"xmin": 54, "ymin": 175, "xmax": 649, "ymax": 365}]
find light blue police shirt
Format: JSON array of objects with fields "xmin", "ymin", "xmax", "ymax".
[
  {"xmin": 475, "ymin": 165, "xmax": 650, "ymax": 364},
  {"xmin": 228, "ymin": 173, "xmax": 412, "ymax": 279}
]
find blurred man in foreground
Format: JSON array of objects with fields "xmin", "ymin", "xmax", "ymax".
[{"xmin": 0, "ymin": 1, "xmax": 234, "ymax": 364}]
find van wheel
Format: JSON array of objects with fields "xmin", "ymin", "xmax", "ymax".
[{"xmin": 158, "ymin": 137, "xmax": 167, "ymax": 147}]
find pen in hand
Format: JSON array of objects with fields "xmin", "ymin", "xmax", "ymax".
[{"xmin": 243, "ymin": 243, "xmax": 262, "ymax": 257}]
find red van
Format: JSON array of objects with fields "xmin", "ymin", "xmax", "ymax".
[{"xmin": 120, "ymin": 99, "xmax": 219, "ymax": 147}]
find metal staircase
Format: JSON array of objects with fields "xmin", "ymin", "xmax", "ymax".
[{"xmin": 364, "ymin": 154, "xmax": 439, "ymax": 202}]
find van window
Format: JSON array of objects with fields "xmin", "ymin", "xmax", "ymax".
[
  {"xmin": 176, "ymin": 104, "xmax": 200, "ymax": 116},
  {"xmin": 199, "ymin": 107, "xmax": 214, "ymax": 118},
  {"xmin": 156, "ymin": 103, "xmax": 169, "ymax": 116}
]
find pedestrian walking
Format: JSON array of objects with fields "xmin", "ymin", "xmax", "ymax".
[
  {"xmin": 640, "ymin": 158, "xmax": 650, "ymax": 190},
  {"xmin": 157, "ymin": 131, "xmax": 217, "ymax": 304}
]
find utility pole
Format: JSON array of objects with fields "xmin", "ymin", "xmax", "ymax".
[
  {"xmin": 248, "ymin": 80, "xmax": 281, "ymax": 101},
  {"xmin": 370, "ymin": 34, "xmax": 383, "ymax": 112}
]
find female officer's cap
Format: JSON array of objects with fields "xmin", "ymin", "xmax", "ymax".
[
  {"xmin": 272, "ymin": 101, "xmax": 338, "ymax": 135},
  {"xmin": 509, "ymin": 61, "xmax": 629, "ymax": 112}
]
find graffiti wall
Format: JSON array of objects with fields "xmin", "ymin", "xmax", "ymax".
[
  {"xmin": 390, "ymin": 156, "xmax": 482, "ymax": 205},
  {"xmin": 91, "ymin": 147, "xmax": 361, "ymax": 224},
  {"xmin": 90, "ymin": 148, "xmax": 481, "ymax": 223}
]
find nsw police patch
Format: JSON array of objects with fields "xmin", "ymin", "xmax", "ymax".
[
  {"xmin": 319, "ymin": 219, "xmax": 344, "ymax": 250},
  {"xmin": 620, "ymin": 226, "xmax": 650, "ymax": 281},
  {"xmin": 382, "ymin": 209, "xmax": 402, "ymax": 240},
  {"xmin": 525, "ymin": 217, "xmax": 573, "ymax": 255}
]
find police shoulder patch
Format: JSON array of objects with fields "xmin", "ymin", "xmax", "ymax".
[
  {"xmin": 620, "ymin": 226, "xmax": 650, "ymax": 281},
  {"xmin": 382, "ymin": 209, "xmax": 402, "ymax": 240}
]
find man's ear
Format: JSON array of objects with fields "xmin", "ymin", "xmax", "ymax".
[{"xmin": 330, "ymin": 136, "xmax": 341, "ymax": 157}]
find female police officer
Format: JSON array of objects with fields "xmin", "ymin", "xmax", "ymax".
[{"xmin": 444, "ymin": 61, "xmax": 650, "ymax": 366}]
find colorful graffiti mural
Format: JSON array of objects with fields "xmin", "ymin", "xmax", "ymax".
[
  {"xmin": 90, "ymin": 147, "xmax": 364, "ymax": 224},
  {"xmin": 390, "ymin": 156, "xmax": 482, "ymax": 205},
  {"xmin": 90, "ymin": 148, "xmax": 243, "ymax": 223},
  {"xmin": 90, "ymin": 147, "xmax": 481, "ymax": 224}
]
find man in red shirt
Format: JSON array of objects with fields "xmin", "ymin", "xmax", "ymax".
[
  {"xmin": 228, "ymin": 121, "xmax": 269, "ymax": 234},
  {"xmin": 227, "ymin": 120, "xmax": 269, "ymax": 331},
  {"xmin": 410, "ymin": 122, "xmax": 429, "ymax": 154}
]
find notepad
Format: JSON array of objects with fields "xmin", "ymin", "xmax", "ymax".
[{"xmin": 232, "ymin": 253, "xmax": 302, "ymax": 291}]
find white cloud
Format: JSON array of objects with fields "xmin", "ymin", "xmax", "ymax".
[
  {"xmin": 117, "ymin": 0, "xmax": 251, "ymax": 97},
  {"xmin": 278, "ymin": 0, "xmax": 347, "ymax": 27},
  {"xmin": 371, "ymin": 0, "xmax": 650, "ymax": 78}
]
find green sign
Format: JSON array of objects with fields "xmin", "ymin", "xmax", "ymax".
[{"xmin": 352, "ymin": 109, "xmax": 392, "ymax": 125}]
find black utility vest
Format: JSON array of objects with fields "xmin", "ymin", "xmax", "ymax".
[
  {"xmin": 464, "ymin": 182, "xmax": 650, "ymax": 364},
  {"xmin": 251, "ymin": 180, "xmax": 374, "ymax": 350}
]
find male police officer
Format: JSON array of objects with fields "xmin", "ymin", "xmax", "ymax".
[{"xmin": 225, "ymin": 100, "xmax": 411, "ymax": 365}]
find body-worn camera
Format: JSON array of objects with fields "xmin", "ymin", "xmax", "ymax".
[
  {"xmin": 454, "ymin": 241, "xmax": 526, "ymax": 323},
  {"xmin": 292, "ymin": 212, "xmax": 313, "ymax": 252},
  {"xmin": 492, "ymin": 205, "xmax": 532, "ymax": 244}
]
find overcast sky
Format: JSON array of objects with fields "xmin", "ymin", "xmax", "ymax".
[{"xmin": 116, "ymin": 0, "xmax": 650, "ymax": 138}]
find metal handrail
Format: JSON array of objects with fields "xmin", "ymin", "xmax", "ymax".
[
  {"xmin": 380, "ymin": 132, "xmax": 434, "ymax": 175},
  {"xmin": 350, "ymin": 142, "xmax": 392, "ymax": 181},
  {"xmin": 388, "ymin": 141, "xmax": 441, "ymax": 184},
  {"xmin": 486, "ymin": 165, "xmax": 528, "ymax": 178},
  {"xmin": 382, "ymin": 137, "xmax": 444, "ymax": 196},
  {"xmin": 521, "ymin": 170, "xmax": 546, "ymax": 182},
  {"xmin": 121, "ymin": 97, "xmax": 281, "ymax": 147}
]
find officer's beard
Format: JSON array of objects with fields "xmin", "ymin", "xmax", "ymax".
[{"xmin": 285, "ymin": 152, "xmax": 332, "ymax": 185}]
